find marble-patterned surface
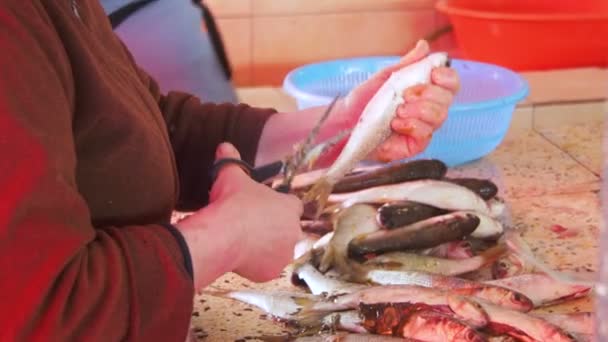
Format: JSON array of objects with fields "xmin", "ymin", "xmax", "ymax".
[
  {"xmin": 446, "ymin": 130, "xmax": 600, "ymax": 199},
  {"xmin": 183, "ymin": 111, "xmax": 604, "ymax": 341},
  {"xmin": 536, "ymin": 120, "xmax": 603, "ymax": 176},
  {"xmin": 189, "ymin": 191, "xmax": 599, "ymax": 340}
]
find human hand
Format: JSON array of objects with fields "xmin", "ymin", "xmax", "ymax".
[
  {"xmin": 177, "ymin": 143, "xmax": 303, "ymax": 286},
  {"xmin": 337, "ymin": 40, "xmax": 460, "ymax": 162}
]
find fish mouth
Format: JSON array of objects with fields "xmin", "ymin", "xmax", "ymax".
[{"xmin": 446, "ymin": 57, "xmax": 452, "ymax": 68}]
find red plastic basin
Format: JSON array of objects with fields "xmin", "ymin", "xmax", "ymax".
[{"xmin": 436, "ymin": 0, "xmax": 608, "ymax": 70}]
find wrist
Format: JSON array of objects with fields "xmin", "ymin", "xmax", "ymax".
[{"xmin": 175, "ymin": 204, "xmax": 242, "ymax": 289}]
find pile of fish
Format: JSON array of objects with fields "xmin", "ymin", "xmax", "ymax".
[{"xmin": 208, "ymin": 159, "xmax": 594, "ymax": 342}]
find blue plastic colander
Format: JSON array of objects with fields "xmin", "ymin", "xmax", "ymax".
[{"xmin": 282, "ymin": 57, "xmax": 529, "ymax": 166}]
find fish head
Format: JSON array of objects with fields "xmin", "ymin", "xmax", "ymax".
[{"xmin": 446, "ymin": 295, "xmax": 489, "ymax": 329}]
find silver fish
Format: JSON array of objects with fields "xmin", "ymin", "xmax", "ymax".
[
  {"xmin": 363, "ymin": 243, "xmax": 507, "ymax": 277},
  {"xmin": 205, "ymin": 289, "xmax": 319, "ymax": 321},
  {"xmin": 534, "ymin": 312, "xmax": 594, "ymax": 335},
  {"xmin": 304, "ymin": 285, "xmax": 489, "ymax": 329},
  {"xmin": 328, "ymin": 180, "xmax": 491, "ymax": 216},
  {"xmin": 302, "ymin": 53, "xmax": 450, "ymax": 217},
  {"xmin": 472, "ymin": 299, "xmax": 577, "ymax": 342},
  {"xmin": 319, "ymin": 204, "xmax": 380, "ymax": 272},
  {"xmin": 484, "ymin": 273, "xmax": 591, "ymax": 307},
  {"xmin": 364, "ymin": 270, "xmax": 533, "ymax": 312},
  {"xmin": 293, "ymin": 262, "xmax": 365, "ymax": 297}
]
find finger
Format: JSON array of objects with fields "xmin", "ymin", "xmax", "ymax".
[
  {"xmin": 211, "ymin": 142, "xmax": 249, "ymax": 197},
  {"xmin": 374, "ymin": 133, "xmax": 430, "ymax": 162},
  {"xmin": 395, "ymin": 101, "xmax": 448, "ymax": 128},
  {"xmin": 391, "ymin": 117, "xmax": 435, "ymax": 142},
  {"xmin": 372, "ymin": 135, "xmax": 413, "ymax": 162},
  {"xmin": 432, "ymin": 67, "xmax": 460, "ymax": 93},
  {"xmin": 403, "ymin": 84, "xmax": 454, "ymax": 107}
]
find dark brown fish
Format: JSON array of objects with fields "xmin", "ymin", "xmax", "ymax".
[
  {"xmin": 348, "ymin": 212, "xmax": 480, "ymax": 258},
  {"xmin": 377, "ymin": 201, "xmax": 447, "ymax": 229},
  {"xmin": 331, "ymin": 159, "xmax": 448, "ymax": 193},
  {"xmin": 445, "ymin": 178, "xmax": 499, "ymax": 200}
]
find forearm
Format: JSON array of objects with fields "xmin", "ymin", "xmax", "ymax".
[{"xmin": 255, "ymin": 101, "xmax": 353, "ymax": 166}]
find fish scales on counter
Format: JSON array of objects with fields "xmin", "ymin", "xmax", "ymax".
[
  {"xmin": 302, "ymin": 53, "xmax": 450, "ymax": 218},
  {"xmin": 348, "ymin": 212, "xmax": 480, "ymax": 257}
]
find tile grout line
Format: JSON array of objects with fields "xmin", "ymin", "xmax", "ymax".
[{"xmin": 534, "ymin": 125, "xmax": 601, "ymax": 178}]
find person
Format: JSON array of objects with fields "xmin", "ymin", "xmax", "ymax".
[
  {"xmin": 100, "ymin": 0, "xmax": 239, "ymax": 103},
  {"xmin": 0, "ymin": 1, "xmax": 459, "ymax": 341}
]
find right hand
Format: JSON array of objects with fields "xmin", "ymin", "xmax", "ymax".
[{"xmin": 177, "ymin": 142, "xmax": 303, "ymax": 284}]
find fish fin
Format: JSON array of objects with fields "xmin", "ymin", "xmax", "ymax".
[
  {"xmin": 200, "ymin": 288, "xmax": 233, "ymax": 299},
  {"xmin": 477, "ymin": 243, "xmax": 509, "ymax": 267},
  {"xmin": 302, "ymin": 178, "xmax": 334, "ymax": 219},
  {"xmin": 318, "ymin": 245, "xmax": 334, "ymax": 273},
  {"xmin": 503, "ymin": 229, "xmax": 596, "ymax": 286},
  {"xmin": 294, "ymin": 303, "xmax": 334, "ymax": 329}
]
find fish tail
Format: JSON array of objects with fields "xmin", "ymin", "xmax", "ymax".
[
  {"xmin": 302, "ymin": 178, "xmax": 334, "ymax": 219},
  {"xmin": 294, "ymin": 302, "xmax": 336, "ymax": 329},
  {"xmin": 200, "ymin": 287, "xmax": 233, "ymax": 299},
  {"xmin": 478, "ymin": 243, "xmax": 509, "ymax": 267}
]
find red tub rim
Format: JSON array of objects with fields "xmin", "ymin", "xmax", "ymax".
[{"xmin": 436, "ymin": 0, "xmax": 608, "ymax": 22}]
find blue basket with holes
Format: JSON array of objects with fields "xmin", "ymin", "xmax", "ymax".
[{"xmin": 282, "ymin": 57, "xmax": 529, "ymax": 166}]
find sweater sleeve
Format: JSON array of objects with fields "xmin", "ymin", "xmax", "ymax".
[
  {"xmin": 125, "ymin": 49, "xmax": 278, "ymax": 211},
  {"xmin": 0, "ymin": 4, "xmax": 194, "ymax": 341}
]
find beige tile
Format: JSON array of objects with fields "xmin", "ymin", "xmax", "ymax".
[
  {"xmin": 252, "ymin": 10, "xmax": 437, "ymax": 85},
  {"xmin": 216, "ymin": 18, "xmax": 252, "ymax": 85},
  {"xmin": 446, "ymin": 131, "xmax": 600, "ymax": 199},
  {"xmin": 533, "ymin": 101, "xmax": 607, "ymax": 129},
  {"xmin": 205, "ymin": 0, "xmax": 252, "ymax": 18},
  {"xmin": 504, "ymin": 106, "xmax": 534, "ymax": 140},
  {"xmin": 236, "ymin": 86, "xmax": 297, "ymax": 112},
  {"xmin": 252, "ymin": 0, "xmax": 437, "ymax": 16},
  {"xmin": 537, "ymin": 119, "xmax": 603, "ymax": 176},
  {"xmin": 503, "ymin": 192, "xmax": 598, "ymax": 314},
  {"xmin": 520, "ymin": 68, "xmax": 608, "ymax": 104}
]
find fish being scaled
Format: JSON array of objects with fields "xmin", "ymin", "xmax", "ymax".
[
  {"xmin": 302, "ymin": 52, "xmax": 450, "ymax": 218},
  {"xmin": 484, "ymin": 273, "xmax": 591, "ymax": 307},
  {"xmin": 328, "ymin": 180, "xmax": 492, "ymax": 216}
]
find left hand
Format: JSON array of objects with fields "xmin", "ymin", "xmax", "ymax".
[{"xmin": 337, "ymin": 40, "xmax": 460, "ymax": 162}]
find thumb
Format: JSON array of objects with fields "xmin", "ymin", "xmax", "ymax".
[
  {"xmin": 211, "ymin": 143, "xmax": 250, "ymax": 198},
  {"xmin": 215, "ymin": 142, "xmax": 242, "ymax": 160}
]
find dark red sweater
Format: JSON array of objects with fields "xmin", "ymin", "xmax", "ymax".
[{"xmin": 0, "ymin": 1, "xmax": 275, "ymax": 341}]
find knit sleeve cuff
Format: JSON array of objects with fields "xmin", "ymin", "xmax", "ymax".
[{"xmin": 160, "ymin": 223, "xmax": 194, "ymax": 281}]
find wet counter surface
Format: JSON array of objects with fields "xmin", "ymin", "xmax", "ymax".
[{"xmin": 183, "ymin": 102, "xmax": 604, "ymax": 341}]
